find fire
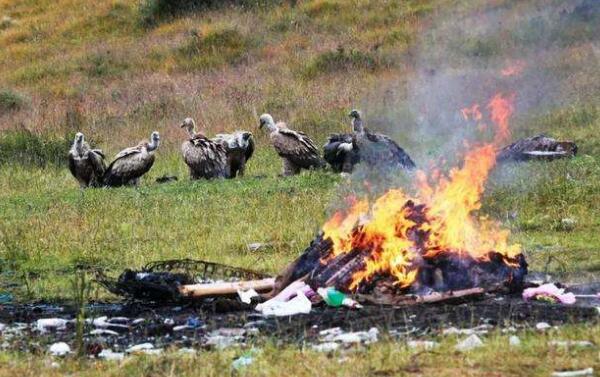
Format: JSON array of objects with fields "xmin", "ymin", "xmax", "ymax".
[{"xmin": 321, "ymin": 93, "xmax": 521, "ymax": 290}]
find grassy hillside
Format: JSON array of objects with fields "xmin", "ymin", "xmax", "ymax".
[{"xmin": 0, "ymin": 0, "xmax": 598, "ymax": 374}]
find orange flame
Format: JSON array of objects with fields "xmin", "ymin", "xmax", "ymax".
[{"xmin": 321, "ymin": 93, "xmax": 521, "ymax": 290}]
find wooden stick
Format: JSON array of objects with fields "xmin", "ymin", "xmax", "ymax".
[
  {"xmin": 179, "ymin": 278, "xmax": 276, "ymax": 298},
  {"xmin": 416, "ymin": 287, "xmax": 485, "ymax": 304},
  {"xmin": 359, "ymin": 287, "xmax": 485, "ymax": 306}
]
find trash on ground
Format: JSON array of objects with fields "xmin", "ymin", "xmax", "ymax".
[
  {"xmin": 455, "ymin": 334, "xmax": 484, "ymax": 352},
  {"xmin": 535, "ymin": 322, "xmax": 552, "ymax": 331},
  {"xmin": 98, "ymin": 349, "xmax": 125, "ymax": 361},
  {"xmin": 36, "ymin": 318, "xmax": 69, "ymax": 333},
  {"xmin": 407, "ymin": 340, "xmax": 439, "ymax": 350},
  {"xmin": 523, "ymin": 284, "xmax": 576, "ymax": 304},
  {"xmin": 509, "ymin": 335, "xmax": 521, "ymax": 347},
  {"xmin": 551, "ymin": 368, "xmax": 594, "ymax": 377},
  {"xmin": 320, "ymin": 327, "xmax": 379, "ymax": 345},
  {"xmin": 317, "ymin": 287, "xmax": 362, "ymax": 309},
  {"xmin": 49, "ymin": 342, "xmax": 71, "ymax": 356},
  {"xmin": 549, "ymin": 340, "xmax": 595, "ymax": 348},
  {"xmin": 442, "ymin": 325, "xmax": 492, "ymax": 336},
  {"xmin": 238, "ymin": 288, "xmax": 259, "ymax": 304},
  {"xmin": 231, "ymin": 350, "xmax": 259, "ymax": 370},
  {"xmin": 255, "ymin": 291, "xmax": 312, "ymax": 317},
  {"xmin": 312, "ymin": 342, "xmax": 340, "ymax": 352},
  {"xmin": 126, "ymin": 343, "xmax": 154, "ymax": 353}
]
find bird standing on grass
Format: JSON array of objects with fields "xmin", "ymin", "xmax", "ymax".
[
  {"xmin": 323, "ymin": 132, "xmax": 360, "ymax": 174},
  {"xmin": 68, "ymin": 132, "xmax": 106, "ymax": 188},
  {"xmin": 180, "ymin": 117, "xmax": 228, "ymax": 180},
  {"xmin": 103, "ymin": 131, "xmax": 160, "ymax": 187},
  {"xmin": 258, "ymin": 113, "xmax": 324, "ymax": 176},
  {"xmin": 348, "ymin": 109, "xmax": 416, "ymax": 171},
  {"xmin": 213, "ymin": 130, "xmax": 255, "ymax": 178}
]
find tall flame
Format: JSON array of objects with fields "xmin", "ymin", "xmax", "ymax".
[{"xmin": 322, "ymin": 93, "xmax": 521, "ymax": 290}]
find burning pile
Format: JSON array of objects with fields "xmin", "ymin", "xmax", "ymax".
[{"xmin": 278, "ymin": 93, "xmax": 528, "ymax": 299}]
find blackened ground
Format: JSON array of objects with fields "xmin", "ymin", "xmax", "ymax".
[{"xmin": 0, "ymin": 292, "xmax": 597, "ymax": 355}]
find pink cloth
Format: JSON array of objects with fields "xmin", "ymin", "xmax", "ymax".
[{"xmin": 522, "ymin": 283, "xmax": 576, "ymax": 305}]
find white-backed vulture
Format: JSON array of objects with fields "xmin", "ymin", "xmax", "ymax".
[
  {"xmin": 180, "ymin": 118, "xmax": 228, "ymax": 180},
  {"xmin": 103, "ymin": 131, "xmax": 160, "ymax": 187},
  {"xmin": 347, "ymin": 109, "xmax": 416, "ymax": 171},
  {"xmin": 213, "ymin": 131, "xmax": 255, "ymax": 177},
  {"xmin": 68, "ymin": 132, "xmax": 106, "ymax": 188},
  {"xmin": 258, "ymin": 113, "xmax": 324, "ymax": 176}
]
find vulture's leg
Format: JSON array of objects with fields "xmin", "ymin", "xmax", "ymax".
[
  {"xmin": 237, "ymin": 159, "xmax": 246, "ymax": 177},
  {"xmin": 282, "ymin": 159, "xmax": 300, "ymax": 176}
]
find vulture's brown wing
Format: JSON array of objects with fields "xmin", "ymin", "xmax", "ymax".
[
  {"xmin": 360, "ymin": 131, "xmax": 415, "ymax": 170},
  {"xmin": 108, "ymin": 150, "xmax": 154, "ymax": 179},
  {"xmin": 67, "ymin": 152, "xmax": 78, "ymax": 179},
  {"xmin": 272, "ymin": 128, "xmax": 323, "ymax": 169},
  {"xmin": 89, "ymin": 150, "xmax": 107, "ymax": 180},
  {"xmin": 182, "ymin": 138, "xmax": 228, "ymax": 178}
]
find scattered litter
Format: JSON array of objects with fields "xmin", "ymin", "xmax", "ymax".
[
  {"xmin": 443, "ymin": 325, "xmax": 492, "ymax": 336},
  {"xmin": 186, "ymin": 316, "xmax": 202, "ymax": 328},
  {"xmin": 455, "ymin": 334, "xmax": 484, "ymax": 352},
  {"xmin": 126, "ymin": 343, "xmax": 154, "ymax": 353},
  {"xmin": 523, "ymin": 284, "xmax": 576, "ymax": 305},
  {"xmin": 262, "ymin": 280, "xmax": 314, "ymax": 303},
  {"xmin": 551, "ymin": 368, "xmax": 594, "ymax": 377},
  {"xmin": 312, "ymin": 342, "xmax": 340, "ymax": 352},
  {"xmin": 205, "ymin": 329, "xmax": 246, "ymax": 349},
  {"xmin": 407, "ymin": 340, "xmax": 438, "ymax": 350},
  {"xmin": 178, "ymin": 348, "xmax": 196, "ymax": 355},
  {"xmin": 89, "ymin": 329, "xmax": 120, "ymax": 336},
  {"xmin": 535, "ymin": 322, "xmax": 551, "ymax": 331},
  {"xmin": 509, "ymin": 335, "xmax": 521, "ymax": 347},
  {"xmin": 238, "ymin": 288, "xmax": 259, "ymax": 304},
  {"xmin": 317, "ymin": 287, "xmax": 363, "ymax": 309},
  {"xmin": 0, "ymin": 323, "xmax": 5, "ymax": 332},
  {"xmin": 98, "ymin": 349, "xmax": 125, "ymax": 361},
  {"xmin": 232, "ymin": 350, "xmax": 257, "ymax": 370},
  {"xmin": 49, "ymin": 342, "xmax": 71, "ymax": 356},
  {"xmin": 321, "ymin": 327, "xmax": 379, "ymax": 345},
  {"xmin": 247, "ymin": 243, "xmax": 270, "ymax": 252},
  {"xmin": 36, "ymin": 318, "xmax": 69, "ymax": 333},
  {"xmin": 256, "ymin": 291, "xmax": 312, "ymax": 317},
  {"xmin": 549, "ymin": 340, "xmax": 595, "ymax": 348}
]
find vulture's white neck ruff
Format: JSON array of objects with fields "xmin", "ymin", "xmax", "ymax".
[{"xmin": 148, "ymin": 138, "xmax": 160, "ymax": 152}]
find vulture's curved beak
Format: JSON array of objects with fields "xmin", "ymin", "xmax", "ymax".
[{"xmin": 258, "ymin": 120, "xmax": 265, "ymax": 129}]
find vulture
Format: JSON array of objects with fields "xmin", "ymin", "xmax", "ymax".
[
  {"xmin": 323, "ymin": 132, "xmax": 360, "ymax": 173},
  {"xmin": 258, "ymin": 113, "xmax": 324, "ymax": 176},
  {"xmin": 497, "ymin": 134, "xmax": 578, "ymax": 162},
  {"xmin": 213, "ymin": 131, "xmax": 255, "ymax": 178},
  {"xmin": 103, "ymin": 131, "xmax": 160, "ymax": 187},
  {"xmin": 68, "ymin": 132, "xmax": 106, "ymax": 188},
  {"xmin": 180, "ymin": 118, "xmax": 228, "ymax": 180},
  {"xmin": 348, "ymin": 109, "xmax": 415, "ymax": 171}
]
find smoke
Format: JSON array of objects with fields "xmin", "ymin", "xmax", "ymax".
[{"xmin": 333, "ymin": 0, "xmax": 598, "ymax": 204}]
